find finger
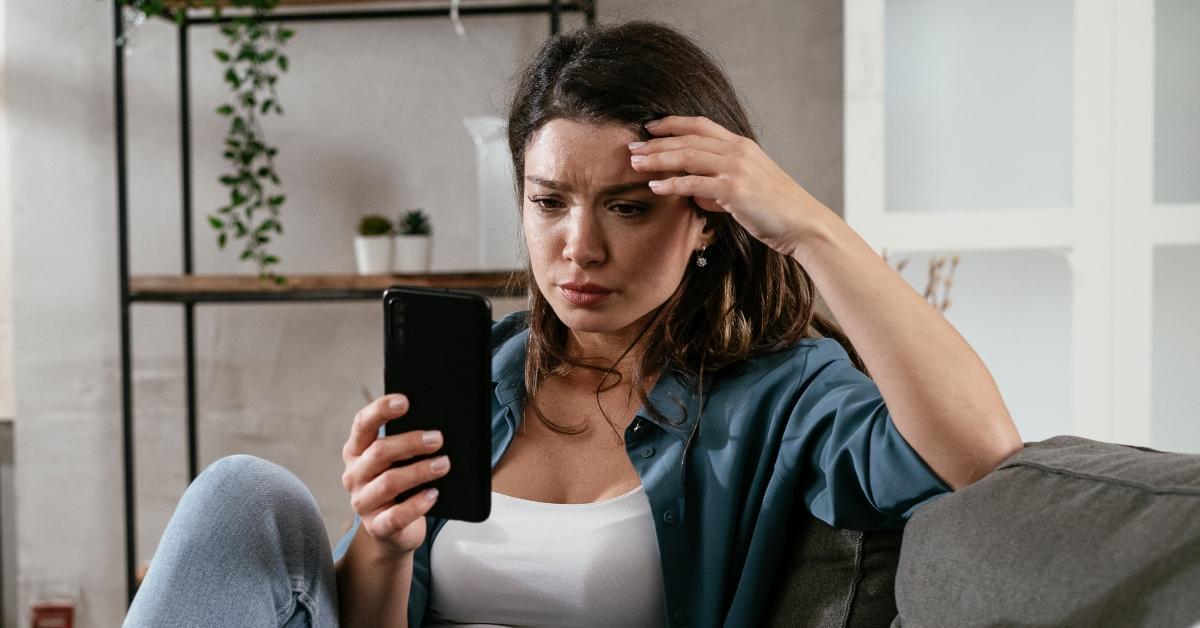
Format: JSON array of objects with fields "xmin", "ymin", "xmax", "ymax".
[
  {"xmin": 343, "ymin": 394, "xmax": 409, "ymax": 463},
  {"xmin": 628, "ymin": 134, "xmax": 732, "ymax": 157},
  {"xmin": 648, "ymin": 175, "xmax": 731, "ymax": 210},
  {"xmin": 347, "ymin": 430, "xmax": 444, "ymax": 490},
  {"xmin": 631, "ymin": 147, "xmax": 725, "ymax": 177},
  {"xmin": 365, "ymin": 488, "xmax": 439, "ymax": 539},
  {"xmin": 645, "ymin": 115, "xmax": 742, "ymax": 143},
  {"xmin": 351, "ymin": 455, "xmax": 451, "ymax": 516}
]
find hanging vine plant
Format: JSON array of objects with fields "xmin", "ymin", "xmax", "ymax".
[{"xmin": 119, "ymin": 0, "xmax": 294, "ymax": 284}]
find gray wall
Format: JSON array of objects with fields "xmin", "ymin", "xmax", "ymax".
[{"xmin": 6, "ymin": 1, "xmax": 843, "ymax": 625}]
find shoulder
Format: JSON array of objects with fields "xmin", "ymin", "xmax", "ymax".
[
  {"xmin": 491, "ymin": 310, "xmax": 530, "ymax": 354},
  {"xmin": 716, "ymin": 337, "xmax": 858, "ymax": 386}
]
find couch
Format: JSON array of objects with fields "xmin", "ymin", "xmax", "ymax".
[{"xmin": 763, "ymin": 435, "xmax": 1200, "ymax": 627}]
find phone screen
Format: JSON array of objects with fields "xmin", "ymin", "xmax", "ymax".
[{"xmin": 383, "ymin": 286, "xmax": 493, "ymax": 522}]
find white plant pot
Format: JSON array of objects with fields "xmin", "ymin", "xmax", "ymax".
[
  {"xmin": 354, "ymin": 235, "xmax": 393, "ymax": 275},
  {"xmin": 392, "ymin": 235, "xmax": 432, "ymax": 273}
]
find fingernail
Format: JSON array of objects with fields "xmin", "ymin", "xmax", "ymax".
[
  {"xmin": 628, "ymin": 141, "xmax": 646, "ymax": 150},
  {"xmin": 422, "ymin": 430, "xmax": 442, "ymax": 446},
  {"xmin": 630, "ymin": 155, "xmax": 645, "ymax": 165},
  {"xmin": 648, "ymin": 180, "xmax": 663, "ymax": 189},
  {"xmin": 424, "ymin": 488, "xmax": 439, "ymax": 502},
  {"xmin": 644, "ymin": 119, "xmax": 661, "ymax": 128},
  {"xmin": 430, "ymin": 456, "xmax": 449, "ymax": 472},
  {"xmin": 388, "ymin": 396, "xmax": 406, "ymax": 411}
]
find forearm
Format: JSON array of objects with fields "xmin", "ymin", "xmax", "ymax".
[
  {"xmin": 335, "ymin": 525, "xmax": 415, "ymax": 628},
  {"xmin": 792, "ymin": 207, "xmax": 1023, "ymax": 490}
]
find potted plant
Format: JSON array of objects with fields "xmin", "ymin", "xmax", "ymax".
[
  {"xmin": 392, "ymin": 209, "xmax": 432, "ymax": 273},
  {"xmin": 119, "ymin": 0, "xmax": 295, "ymax": 284},
  {"xmin": 355, "ymin": 214, "xmax": 394, "ymax": 275}
]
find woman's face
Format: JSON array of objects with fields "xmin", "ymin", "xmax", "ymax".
[{"xmin": 522, "ymin": 119, "xmax": 712, "ymax": 339}]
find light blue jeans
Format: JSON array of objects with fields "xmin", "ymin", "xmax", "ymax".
[{"xmin": 123, "ymin": 454, "xmax": 340, "ymax": 627}]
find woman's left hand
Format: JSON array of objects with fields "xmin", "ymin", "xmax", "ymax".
[{"xmin": 629, "ymin": 115, "xmax": 832, "ymax": 258}]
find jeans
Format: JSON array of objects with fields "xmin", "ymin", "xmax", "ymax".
[{"xmin": 123, "ymin": 454, "xmax": 340, "ymax": 627}]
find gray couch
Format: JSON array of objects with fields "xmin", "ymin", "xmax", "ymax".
[{"xmin": 764, "ymin": 436, "xmax": 1200, "ymax": 627}]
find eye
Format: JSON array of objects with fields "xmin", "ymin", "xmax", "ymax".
[
  {"xmin": 529, "ymin": 197, "xmax": 563, "ymax": 212},
  {"xmin": 610, "ymin": 203, "xmax": 646, "ymax": 218}
]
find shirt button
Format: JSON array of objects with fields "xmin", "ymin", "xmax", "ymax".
[
  {"xmin": 662, "ymin": 510, "xmax": 676, "ymax": 525},
  {"xmin": 640, "ymin": 446, "xmax": 655, "ymax": 458},
  {"xmin": 672, "ymin": 609, "xmax": 686, "ymax": 624}
]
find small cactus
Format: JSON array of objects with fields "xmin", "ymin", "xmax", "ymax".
[{"xmin": 398, "ymin": 209, "xmax": 431, "ymax": 235}]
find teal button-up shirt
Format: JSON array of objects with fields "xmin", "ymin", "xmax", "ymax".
[{"xmin": 333, "ymin": 311, "xmax": 950, "ymax": 627}]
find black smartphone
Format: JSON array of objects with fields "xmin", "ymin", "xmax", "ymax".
[{"xmin": 383, "ymin": 286, "xmax": 492, "ymax": 522}]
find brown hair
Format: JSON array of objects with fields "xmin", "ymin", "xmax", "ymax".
[{"xmin": 506, "ymin": 20, "xmax": 864, "ymax": 437}]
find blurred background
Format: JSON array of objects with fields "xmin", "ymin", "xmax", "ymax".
[{"xmin": 1, "ymin": 0, "xmax": 1197, "ymax": 625}]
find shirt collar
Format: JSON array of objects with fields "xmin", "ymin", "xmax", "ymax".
[{"xmin": 491, "ymin": 323, "xmax": 703, "ymax": 443}]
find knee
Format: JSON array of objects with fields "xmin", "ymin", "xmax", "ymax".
[{"xmin": 186, "ymin": 454, "xmax": 323, "ymax": 530}]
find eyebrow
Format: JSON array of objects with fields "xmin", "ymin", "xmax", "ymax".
[{"xmin": 524, "ymin": 176, "xmax": 653, "ymax": 195}]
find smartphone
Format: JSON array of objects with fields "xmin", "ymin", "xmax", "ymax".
[{"xmin": 383, "ymin": 286, "xmax": 492, "ymax": 522}]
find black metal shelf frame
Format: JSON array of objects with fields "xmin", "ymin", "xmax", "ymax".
[{"xmin": 111, "ymin": 0, "xmax": 595, "ymax": 604}]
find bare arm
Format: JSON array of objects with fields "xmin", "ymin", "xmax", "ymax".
[
  {"xmin": 631, "ymin": 114, "xmax": 1024, "ymax": 490},
  {"xmin": 335, "ymin": 528, "xmax": 413, "ymax": 628},
  {"xmin": 792, "ymin": 207, "xmax": 1023, "ymax": 489},
  {"xmin": 337, "ymin": 392, "xmax": 449, "ymax": 626}
]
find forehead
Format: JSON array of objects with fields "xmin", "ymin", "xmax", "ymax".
[{"xmin": 524, "ymin": 119, "xmax": 641, "ymax": 186}]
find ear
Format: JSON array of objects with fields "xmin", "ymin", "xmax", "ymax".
[{"xmin": 695, "ymin": 215, "xmax": 717, "ymax": 249}]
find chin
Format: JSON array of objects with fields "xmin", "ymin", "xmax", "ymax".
[{"xmin": 547, "ymin": 296, "xmax": 657, "ymax": 337}]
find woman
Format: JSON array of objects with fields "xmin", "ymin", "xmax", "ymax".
[{"xmin": 125, "ymin": 20, "xmax": 1021, "ymax": 628}]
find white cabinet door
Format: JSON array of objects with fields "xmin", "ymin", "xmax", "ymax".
[{"xmin": 846, "ymin": 0, "xmax": 1200, "ymax": 452}]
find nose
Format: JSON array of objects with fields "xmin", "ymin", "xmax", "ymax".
[{"xmin": 561, "ymin": 207, "xmax": 606, "ymax": 267}]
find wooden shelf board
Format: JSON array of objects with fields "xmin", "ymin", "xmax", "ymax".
[{"xmin": 130, "ymin": 271, "xmax": 523, "ymax": 302}]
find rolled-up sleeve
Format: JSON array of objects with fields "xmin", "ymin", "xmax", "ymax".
[{"xmin": 789, "ymin": 339, "xmax": 952, "ymax": 531}]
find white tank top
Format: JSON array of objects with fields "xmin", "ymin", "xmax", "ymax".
[{"xmin": 424, "ymin": 486, "xmax": 666, "ymax": 627}]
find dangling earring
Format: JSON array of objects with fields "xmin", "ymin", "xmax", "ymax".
[{"xmin": 695, "ymin": 246, "xmax": 708, "ymax": 268}]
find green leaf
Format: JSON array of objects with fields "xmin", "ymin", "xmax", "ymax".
[
  {"xmin": 213, "ymin": 49, "xmax": 231, "ymax": 63},
  {"xmin": 240, "ymin": 249, "xmax": 253, "ymax": 260},
  {"xmin": 220, "ymin": 25, "xmax": 238, "ymax": 38},
  {"xmin": 218, "ymin": 232, "xmax": 228, "ymax": 248},
  {"xmin": 216, "ymin": 104, "xmax": 234, "ymax": 116},
  {"xmin": 224, "ymin": 68, "xmax": 240, "ymax": 88},
  {"xmin": 207, "ymin": 216, "xmax": 224, "ymax": 229},
  {"xmin": 273, "ymin": 274, "xmax": 287, "ymax": 285},
  {"xmin": 279, "ymin": 28, "xmax": 295, "ymax": 42},
  {"xmin": 277, "ymin": 55, "xmax": 288, "ymax": 72},
  {"xmin": 257, "ymin": 167, "xmax": 271, "ymax": 178},
  {"xmin": 222, "ymin": 150, "xmax": 235, "ymax": 159},
  {"xmin": 235, "ymin": 221, "xmax": 248, "ymax": 237},
  {"xmin": 219, "ymin": 174, "xmax": 240, "ymax": 186},
  {"xmin": 255, "ymin": 219, "xmax": 274, "ymax": 233},
  {"xmin": 269, "ymin": 172, "xmax": 281, "ymax": 185},
  {"xmin": 263, "ymin": 255, "xmax": 280, "ymax": 264},
  {"xmin": 256, "ymin": 235, "xmax": 270, "ymax": 245},
  {"xmin": 260, "ymin": 49, "xmax": 276, "ymax": 63},
  {"xmin": 231, "ymin": 189, "xmax": 248, "ymax": 206},
  {"xmin": 260, "ymin": 98, "xmax": 274, "ymax": 115},
  {"xmin": 268, "ymin": 194, "xmax": 285, "ymax": 206}
]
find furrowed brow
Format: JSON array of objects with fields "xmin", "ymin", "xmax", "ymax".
[{"xmin": 525, "ymin": 176, "xmax": 652, "ymax": 195}]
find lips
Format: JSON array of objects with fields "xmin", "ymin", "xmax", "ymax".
[{"xmin": 559, "ymin": 282, "xmax": 613, "ymax": 307}]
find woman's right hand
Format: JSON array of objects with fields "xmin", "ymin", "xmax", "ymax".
[{"xmin": 341, "ymin": 393, "xmax": 450, "ymax": 558}]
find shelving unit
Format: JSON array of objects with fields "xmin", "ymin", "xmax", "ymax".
[{"xmin": 112, "ymin": 0, "xmax": 595, "ymax": 603}]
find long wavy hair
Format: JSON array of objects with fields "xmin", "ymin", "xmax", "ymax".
[{"xmin": 506, "ymin": 20, "xmax": 865, "ymax": 437}]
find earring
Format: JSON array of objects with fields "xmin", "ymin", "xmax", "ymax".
[{"xmin": 695, "ymin": 246, "xmax": 708, "ymax": 268}]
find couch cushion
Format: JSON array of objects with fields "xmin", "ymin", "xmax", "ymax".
[
  {"xmin": 763, "ymin": 511, "xmax": 904, "ymax": 627},
  {"xmin": 894, "ymin": 435, "xmax": 1200, "ymax": 627}
]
